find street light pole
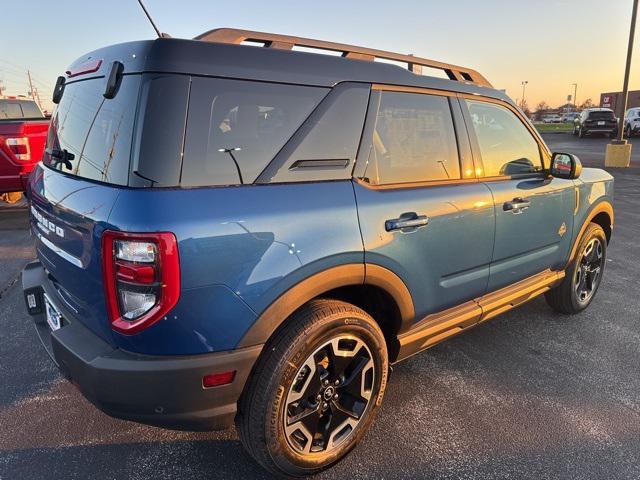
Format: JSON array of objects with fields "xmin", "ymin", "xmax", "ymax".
[
  {"xmin": 521, "ymin": 81, "xmax": 528, "ymax": 109},
  {"xmin": 571, "ymin": 83, "xmax": 578, "ymax": 110},
  {"xmin": 606, "ymin": 0, "xmax": 638, "ymax": 167},
  {"xmin": 617, "ymin": 0, "xmax": 638, "ymax": 142}
]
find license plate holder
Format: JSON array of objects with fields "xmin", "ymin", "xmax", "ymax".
[
  {"xmin": 597, "ymin": 121, "xmax": 605, "ymax": 126},
  {"xmin": 44, "ymin": 295, "xmax": 63, "ymax": 332}
]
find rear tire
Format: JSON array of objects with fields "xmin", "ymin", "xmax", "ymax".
[
  {"xmin": 545, "ymin": 223, "xmax": 607, "ymax": 314},
  {"xmin": 236, "ymin": 299, "xmax": 388, "ymax": 477}
]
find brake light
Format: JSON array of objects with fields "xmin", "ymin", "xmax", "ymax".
[
  {"xmin": 102, "ymin": 231, "xmax": 180, "ymax": 335},
  {"xmin": 1, "ymin": 137, "xmax": 31, "ymax": 161},
  {"xmin": 66, "ymin": 59, "xmax": 103, "ymax": 78}
]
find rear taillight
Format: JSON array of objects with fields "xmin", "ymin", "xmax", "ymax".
[
  {"xmin": 2, "ymin": 137, "xmax": 31, "ymax": 161},
  {"xmin": 102, "ymin": 231, "xmax": 180, "ymax": 335}
]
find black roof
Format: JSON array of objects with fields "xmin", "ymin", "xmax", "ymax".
[{"xmin": 65, "ymin": 37, "xmax": 512, "ymax": 104}]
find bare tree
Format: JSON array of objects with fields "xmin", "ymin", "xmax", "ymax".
[{"xmin": 579, "ymin": 98, "xmax": 595, "ymax": 110}]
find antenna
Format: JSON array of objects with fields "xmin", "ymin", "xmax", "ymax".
[{"xmin": 136, "ymin": 0, "xmax": 167, "ymax": 38}]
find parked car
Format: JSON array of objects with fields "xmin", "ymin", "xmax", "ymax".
[
  {"xmin": 542, "ymin": 114, "xmax": 563, "ymax": 123},
  {"xmin": 624, "ymin": 107, "xmax": 640, "ymax": 138},
  {"xmin": 561, "ymin": 112, "xmax": 579, "ymax": 123},
  {"xmin": 573, "ymin": 108, "xmax": 618, "ymax": 138},
  {"xmin": 0, "ymin": 98, "xmax": 49, "ymax": 194},
  {"xmin": 21, "ymin": 29, "xmax": 614, "ymax": 477}
]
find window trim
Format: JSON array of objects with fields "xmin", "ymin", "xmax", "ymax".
[
  {"xmin": 458, "ymin": 93, "xmax": 551, "ymax": 181},
  {"xmin": 352, "ymin": 84, "xmax": 473, "ymax": 190}
]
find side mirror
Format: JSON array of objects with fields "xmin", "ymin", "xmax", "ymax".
[{"xmin": 550, "ymin": 152, "xmax": 582, "ymax": 180}]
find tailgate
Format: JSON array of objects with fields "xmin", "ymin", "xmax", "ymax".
[{"xmin": 29, "ymin": 164, "xmax": 120, "ymax": 343}]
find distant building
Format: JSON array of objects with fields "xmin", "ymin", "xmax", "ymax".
[{"xmin": 600, "ymin": 90, "xmax": 640, "ymax": 118}]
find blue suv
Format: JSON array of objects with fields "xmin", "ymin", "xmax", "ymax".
[{"xmin": 22, "ymin": 29, "xmax": 614, "ymax": 476}]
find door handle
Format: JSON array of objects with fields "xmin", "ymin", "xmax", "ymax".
[
  {"xmin": 503, "ymin": 197, "xmax": 530, "ymax": 214},
  {"xmin": 385, "ymin": 212, "xmax": 429, "ymax": 232}
]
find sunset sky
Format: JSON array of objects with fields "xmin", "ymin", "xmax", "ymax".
[{"xmin": 1, "ymin": 0, "xmax": 638, "ymax": 112}]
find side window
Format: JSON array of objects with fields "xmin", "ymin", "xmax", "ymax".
[
  {"xmin": 182, "ymin": 78, "xmax": 329, "ymax": 186},
  {"xmin": 465, "ymin": 100, "xmax": 542, "ymax": 177},
  {"xmin": 364, "ymin": 91, "xmax": 460, "ymax": 185}
]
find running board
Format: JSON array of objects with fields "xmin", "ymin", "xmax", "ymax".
[{"xmin": 394, "ymin": 269, "xmax": 564, "ymax": 363}]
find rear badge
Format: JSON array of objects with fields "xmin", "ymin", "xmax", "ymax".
[{"xmin": 558, "ymin": 222, "xmax": 567, "ymax": 237}]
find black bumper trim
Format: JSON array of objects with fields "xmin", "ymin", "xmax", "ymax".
[{"xmin": 22, "ymin": 260, "xmax": 263, "ymax": 431}]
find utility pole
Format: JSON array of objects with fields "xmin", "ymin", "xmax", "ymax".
[
  {"xmin": 606, "ymin": 0, "xmax": 638, "ymax": 167},
  {"xmin": 521, "ymin": 81, "xmax": 528, "ymax": 109},
  {"xmin": 571, "ymin": 83, "xmax": 578, "ymax": 110},
  {"xmin": 617, "ymin": 0, "xmax": 638, "ymax": 142},
  {"xmin": 27, "ymin": 70, "xmax": 35, "ymax": 101}
]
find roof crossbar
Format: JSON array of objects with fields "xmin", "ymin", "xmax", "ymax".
[{"xmin": 194, "ymin": 28, "xmax": 492, "ymax": 88}]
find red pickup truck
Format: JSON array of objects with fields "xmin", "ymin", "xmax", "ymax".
[{"xmin": 0, "ymin": 98, "xmax": 49, "ymax": 194}]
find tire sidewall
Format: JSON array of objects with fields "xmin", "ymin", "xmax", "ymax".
[
  {"xmin": 568, "ymin": 224, "xmax": 607, "ymax": 311},
  {"xmin": 264, "ymin": 310, "xmax": 388, "ymax": 475}
]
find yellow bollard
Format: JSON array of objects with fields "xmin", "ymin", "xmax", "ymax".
[{"xmin": 605, "ymin": 142, "xmax": 633, "ymax": 167}]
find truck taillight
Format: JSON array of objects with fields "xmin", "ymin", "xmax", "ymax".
[
  {"xmin": 102, "ymin": 231, "xmax": 180, "ymax": 335},
  {"xmin": 3, "ymin": 137, "xmax": 31, "ymax": 161}
]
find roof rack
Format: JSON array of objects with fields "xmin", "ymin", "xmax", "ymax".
[{"xmin": 194, "ymin": 28, "xmax": 492, "ymax": 88}]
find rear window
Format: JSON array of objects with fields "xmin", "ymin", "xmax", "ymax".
[
  {"xmin": 587, "ymin": 111, "xmax": 615, "ymax": 120},
  {"xmin": 19, "ymin": 100, "xmax": 44, "ymax": 118},
  {"xmin": 0, "ymin": 101, "xmax": 25, "ymax": 119},
  {"xmin": 44, "ymin": 76, "xmax": 140, "ymax": 185},
  {"xmin": 0, "ymin": 100, "xmax": 44, "ymax": 119},
  {"xmin": 182, "ymin": 78, "xmax": 329, "ymax": 186}
]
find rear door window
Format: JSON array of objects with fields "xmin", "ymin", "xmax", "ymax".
[
  {"xmin": 363, "ymin": 91, "xmax": 461, "ymax": 185},
  {"xmin": 181, "ymin": 78, "xmax": 329, "ymax": 186}
]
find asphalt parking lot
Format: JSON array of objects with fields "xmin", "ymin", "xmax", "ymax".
[{"xmin": 1, "ymin": 133, "xmax": 639, "ymax": 479}]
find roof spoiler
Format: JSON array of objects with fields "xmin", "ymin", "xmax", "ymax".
[{"xmin": 194, "ymin": 28, "xmax": 492, "ymax": 88}]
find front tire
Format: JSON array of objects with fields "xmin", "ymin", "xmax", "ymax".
[
  {"xmin": 578, "ymin": 126, "xmax": 585, "ymax": 138},
  {"xmin": 236, "ymin": 299, "xmax": 388, "ymax": 477},
  {"xmin": 545, "ymin": 223, "xmax": 607, "ymax": 314}
]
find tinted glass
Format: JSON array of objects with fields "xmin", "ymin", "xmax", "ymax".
[
  {"xmin": 587, "ymin": 111, "xmax": 615, "ymax": 120},
  {"xmin": 132, "ymin": 74, "xmax": 189, "ymax": 187},
  {"xmin": 466, "ymin": 100, "xmax": 542, "ymax": 177},
  {"xmin": 45, "ymin": 76, "xmax": 140, "ymax": 186},
  {"xmin": 366, "ymin": 91, "xmax": 460, "ymax": 184},
  {"xmin": 0, "ymin": 101, "xmax": 23, "ymax": 119},
  {"xmin": 259, "ymin": 83, "xmax": 370, "ymax": 183},
  {"xmin": 182, "ymin": 78, "xmax": 328, "ymax": 186},
  {"xmin": 19, "ymin": 100, "xmax": 44, "ymax": 118}
]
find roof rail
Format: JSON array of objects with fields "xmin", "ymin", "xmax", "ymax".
[{"xmin": 194, "ymin": 28, "xmax": 492, "ymax": 88}]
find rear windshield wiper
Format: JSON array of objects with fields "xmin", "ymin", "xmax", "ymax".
[{"xmin": 47, "ymin": 148, "xmax": 75, "ymax": 170}]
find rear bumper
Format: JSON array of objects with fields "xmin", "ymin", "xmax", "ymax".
[
  {"xmin": 583, "ymin": 125, "xmax": 617, "ymax": 134},
  {"xmin": 21, "ymin": 260, "xmax": 263, "ymax": 431},
  {"xmin": 0, "ymin": 174, "xmax": 25, "ymax": 194}
]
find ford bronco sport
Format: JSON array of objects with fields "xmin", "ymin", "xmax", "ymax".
[{"xmin": 22, "ymin": 29, "xmax": 614, "ymax": 476}]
